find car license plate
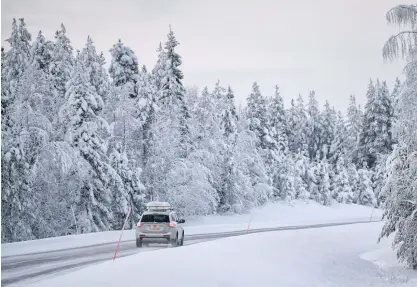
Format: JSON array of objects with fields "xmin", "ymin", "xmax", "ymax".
[{"xmin": 151, "ymin": 225, "xmax": 160, "ymax": 230}]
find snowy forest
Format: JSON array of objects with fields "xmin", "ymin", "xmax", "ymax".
[{"xmin": 1, "ymin": 4, "xmax": 416, "ymax": 269}]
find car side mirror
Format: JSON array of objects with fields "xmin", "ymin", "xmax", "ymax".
[{"xmin": 178, "ymin": 219, "xmax": 185, "ymax": 224}]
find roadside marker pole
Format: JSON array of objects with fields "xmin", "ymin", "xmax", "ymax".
[
  {"xmin": 369, "ymin": 207, "xmax": 375, "ymax": 222},
  {"xmin": 246, "ymin": 216, "xmax": 253, "ymax": 233},
  {"xmin": 113, "ymin": 206, "xmax": 132, "ymax": 261}
]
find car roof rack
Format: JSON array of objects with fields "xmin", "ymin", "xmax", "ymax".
[{"xmin": 146, "ymin": 201, "xmax": 173, "ymax": 212}]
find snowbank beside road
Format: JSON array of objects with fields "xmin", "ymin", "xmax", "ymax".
[
  {"xmin": 361, "ymin": 236, "xmax": 417, "ymax": 285},
  {"xmin": 2, "ymin": 200, "xmax": 382, "ymax": 257},
  {"xmin": 26, "ymin": 222, "xmax": 415, "ymax": 287}
]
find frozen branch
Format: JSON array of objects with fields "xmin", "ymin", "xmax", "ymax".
[{"xmin": 382, "ymin": 31, "xmax": 417, "ymax": 61}]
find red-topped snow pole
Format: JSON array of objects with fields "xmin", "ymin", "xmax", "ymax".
[{"xmin": 113, "ymin": 206, "xmax": 132, "ymax": 261}]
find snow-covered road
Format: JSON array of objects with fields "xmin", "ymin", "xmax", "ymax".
[
  {"xmin": 2, "ymin": 201, "xmax": 382, "ymax": 257},
  {"xmin": 2, "ymin": 201, "xmax": 388, "ymax": 286},
  {"xmin": 22, "ymin": 222, "xmax": 417, "ymax": 287},
  {"xmin": 2, "ymin": 220, "xmax": 380, "ymax": 286}
]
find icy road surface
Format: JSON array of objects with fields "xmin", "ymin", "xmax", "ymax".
[
  {"xmin": 2, "ymin": 201, "xmax": 382, "ymax": 257},
  {"xmin": 11, "ymin": 222, "xmax": 417, "ymax": 287},
  {"xmin": 3, "ymin": 220, "xmax": 379, "ymax": 286}
]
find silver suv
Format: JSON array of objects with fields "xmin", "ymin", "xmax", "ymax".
[{"xmin": 136, "ymin": 202, "xmax": 185, "ymax": 248}]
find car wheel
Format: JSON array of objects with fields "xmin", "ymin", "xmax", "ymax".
[
  {"xmin": 180, "ymin": 232, "xmax": 184, "ymax": 246},
  {"xmin": 171, "ymin": 234, "xmax": 178, "ymax": 247},
  {"xmin": 136, "ymin": 238, "xmax": 142, "ymax": 248}
]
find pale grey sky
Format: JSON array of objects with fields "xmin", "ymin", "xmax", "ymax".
[{"xmin": 1, "ymin": 0, "xmax": 412, "ymax": 112}]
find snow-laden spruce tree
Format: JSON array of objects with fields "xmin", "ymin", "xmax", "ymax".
[
  {"xmin": 390, "ymin": 77, "xmax": 401, "ymax": 123},
  {"xmin": 61, "ymin": 56, "xmax": 114, "ymax": 233},
  {"xmin": 246, "ymin": 82, "xmax": 269, "ymax": 149},
  {"xmin": 287, "ymin": 95, "xmax": 308, "ymax": 154},
  {"xmin": 147, "ymin": 102, "xmax": 219, "ymax": 216},
  {"xmin": 312, "ymin": 160, "xmax": 332, "ymax": 206},
  {"xmin": 49, "ymin": 24, "xmax": 74, "ymax": 96},
  {"xmin": 328, "ymin": 112, "xmax": 350, "ymax": 201},
  {"xmin": 358, "ymin": 79, "xmax": 394, "ymax": 169},
  {"xmin": 358, "ymin": 80, "xmax": 377, "ymax": 167},
  {"xmin": 265, "ymin": 86, "xmax": 295, "ymax": 200},
  {"xmin": 108, "ymin": 39, "xmax": 139, "ymax": 98},
  {"xmin": 4, "ymin": 63, "xmax": 80, "ymax": 241},
  {"xmin": 30, "ymin": 31, "xmax": 54, "ymax": 74},
  {"xmin": 233, "ymin": 115, "xmax": 273, "ymax": 209},
  {"xmin": 185, "ymin": 84, "xmax": 227, "ymax": 212},
  {"xmin": 379, "ymin": 3, "xmax": 417, "ymax": 269},
  {"xmin": 356, "ymin": 168, "xmax": 377, "ymax": 206},
  {"xmin": 159, "ymin": 27, "xmax": 191, "ymax": 158},
  {"xmin": 306, "ymin": 90, "xmax": 323, "ymax": 160},
  {"xmin": 2, "ymin": 18, "xmax": 31, "ymax": 128},
  {"xmin": 1, "ymin": 47, "xmax": 7, "ymax": 120},
  {"xmin": 80, "ymin": 37, "xmax": 110, "ymax": 102},
  {"xmin": 1, "ymin": 18, "xmax": 38, "ymax": 242},
  {"xmin": 320, "ymin": 101, "xmax": 337, "ymax": 161},
  {"xmin": 292, "ymin": 151, "xmax": 311, "ymax": 200},
  {"xmin": 221, "ymin": 86, "xmax": 238, "ymax": 140},
  {"xmin": 268, "ymin": 85, "xmax": 288, "ymax": 152},
  {"xmin": 152, "ymin": 42, "xmax": 167, "ymax": 91},
  {"xmin": 346, "ymin": 95, "xmax": 363, "ymax": 164},
  {"xmin": 329, "ymin": 111, "xmax": 348, "ymax": 166},
  {"xmin": 134, "ymin": 66, "xmax": 160, "ymax": 168},
  {"xmin": 109, "ymin": 142, "xmax": 145, "ymax": 228},
  {"xmin": 332, "ymin": 157, "xmax": 354, "ymax": 204}
]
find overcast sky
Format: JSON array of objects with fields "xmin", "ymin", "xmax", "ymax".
[{"xmin": 1, "ymin": 0, "xmax": 412, "ymax": 111}]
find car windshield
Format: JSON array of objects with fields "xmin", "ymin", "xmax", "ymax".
[{"xmin": 140, "ymin": 214, "xmax": 170, "ymax": 223}]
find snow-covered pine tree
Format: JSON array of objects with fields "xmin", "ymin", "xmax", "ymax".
[
  {"xmin": 358, "ymin": 79, "xmax": 394, "ymax": 169},
  {"xmin": 332, "ymin": 156, "xmax": 354, "ymax": 204},
  {"xmin": 390, "ymin": 77, "xmax": 401, "ymax": 122},
  {"xmin": 379, "ymin": 4, "xmax": 417, "ymax": 269},
  {"xmin": 151, "ymin": 42, "xmax": 166, "ymax": 91},
  {"xmin": 265, "ymin": 85, "xmax": 295, "ymax": 200},
  {"xmin": 61, "ymin": 57, "xmax": 114, "ymax": 233},
  {"xmin": 346, "ymin": 95, "xmax": 363, "ymax": 164},
  {"xmin": 1, "ymin": 19, "xmax": 37, "ymax": 242},
  {"xmin": 293, "ymin": 151, "xmax": 311, "ymax": 200},
  {"xmin": 356, "ymin": 168, "xmax": 376, "ymax": 206},
  {"xmin": 3, "ymin": 60, "xmax": 68, "ymax": 241},
  {"xmin": 329, "ymin": 111, "xmax": 348, "ymax": 166},
  {"xmin": 159, "ymin": 27, "xmax": 191, "ymax": 158},
  {"xmin": 49, "ymin": 23, "xmax": 74, "ymax": 96},
  {"xmin": 234, "ymin": 116, "xmax": 272, "ymax": 208},
  {"xmin": 320, "ymin": 101, "xmax": 337, "ymax": 160},
  {"xmin": 221, "ymin": 86, "xmax": 238, "ymax": 140},
  {"xmin": 287, "ymin": 95, "xmax": 308, "ymax": 154},
  {"xmin": 30, "ymin": 31, "xmax": 54, "ymax": 74},
  {"xmin": 357, "ymin": 79, "xmax": 377, "ymax": 168},
  {"xmin": 306, "ymin": 90, "xmax": 322, "ymax": 160},
  {"xmin": 226, "ymin": 86, "xmax": 238, "ymax": 121},
  {"xmin": 2, "ymin": 18, "xmax": 31, "ymax": 128},
  {"xmin": 246, "ymin": 82, "xmax": 269, "ymax": 150},
  {"xmin": 373, "ymin": 80, "xmax": 394, "ymax": 156},
  {"xmin": 268, "ymin": 85, "xmax": 288, "ymax": 152},
  {"xmin": 108, "ymin": 39, "xmax": 139, "ymax": 98},
  {"xmin": 147, "ymin": 91, "xmax": 220, "ymax": 215},
  {"xmin": 1, "ymin": 47, "xmax": 9, "ymax": 130},
  {"xmin": 80, "ymin": 37, "xmax": 110, "ymax": 102},
  {"xmin": 312, "ymin": 160, "xmax": 332, "ymax": 206},
  {"xmin": 134, "ymin": 64, "xmax": 159, "ymax": 167},
  {"xmin": 109, "ymin": 142, "xmax": 145, "ymax": 229}
]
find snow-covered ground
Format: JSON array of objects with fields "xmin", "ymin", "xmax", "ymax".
[
  {"xmin": 25, "ymin": 222, "xmax": 416, "ymax": 287},
  {"xmin": 361, "ymin": 235, "xmax": 417, "ymax": 285},
  {"xmin": 2, "ymin": 200, "xmax": 382, "ymax": 257}
]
